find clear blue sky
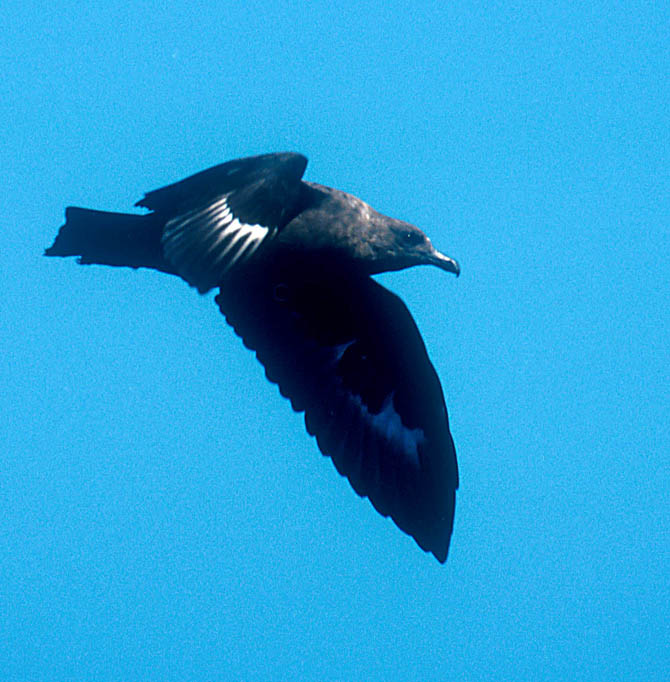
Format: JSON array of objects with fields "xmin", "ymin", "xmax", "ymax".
[{"xmin": 2, "ymin": 1, "xmax": 668, "ymax": 680}]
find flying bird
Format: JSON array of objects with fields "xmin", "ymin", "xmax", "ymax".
[{"xmin": 45, "ymin": 152, "xmax": 461, "ymax": 562}]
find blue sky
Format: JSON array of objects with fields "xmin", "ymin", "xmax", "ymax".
[{"xmin": 1, "ymin": 1, "xmax": 668, "ymax": 679}]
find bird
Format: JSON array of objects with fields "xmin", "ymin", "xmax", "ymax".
[{"xmin": 45, "ymin": 152, "xmax": 461, "ymax": 562}]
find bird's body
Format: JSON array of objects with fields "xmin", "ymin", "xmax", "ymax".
[{"xmin": 46, "ymin": 152, "xmax": 460, "ymax": 562}]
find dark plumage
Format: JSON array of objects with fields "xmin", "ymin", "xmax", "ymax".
[{"xmin": 45, "ymin": 152, "xmax": 461, "ymax": 562}]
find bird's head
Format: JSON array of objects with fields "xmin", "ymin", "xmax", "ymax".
[
  {"xmin": 365, "ymin": 216, "xmax": 460, "ymax": 276},
  {"xmin": 292, "ymin": 184, "xmax": 460, "ymax": 277}
]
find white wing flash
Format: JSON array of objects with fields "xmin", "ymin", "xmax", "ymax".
[{"xmin": 161, "ymin": 195, "xmax": 274, "ymax": 291}]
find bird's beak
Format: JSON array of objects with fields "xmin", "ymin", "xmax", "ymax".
[{"xmin": 429, "ymin": 247, "xmax": 460, "ymax": 276}]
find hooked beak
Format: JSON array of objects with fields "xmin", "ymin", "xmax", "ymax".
[{"xmin": 429, "ymin": 247, "xmax": 460, "ymax": 276}]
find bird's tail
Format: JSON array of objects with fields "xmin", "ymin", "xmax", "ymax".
[{"xmin": 45, "ymin": 207, "xmax": 175, "ymax": 275}]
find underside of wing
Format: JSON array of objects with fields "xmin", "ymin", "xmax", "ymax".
[
  {"xmin": 216, "ymin": 257, "xmax": 458, "ymax": 562},
  {"xmin": 137, "ymin": 153, "xmax": 309, "ymax": 292}
]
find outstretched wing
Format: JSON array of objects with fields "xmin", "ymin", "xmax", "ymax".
[
  {"xmin": 216, "ymin": 258, "xmax": 458, "ymax": 562},
  {"xmin": 136, "ymin": 153, "xmax": 308, "ymax": 292}
]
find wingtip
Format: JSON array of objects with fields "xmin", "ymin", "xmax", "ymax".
[
  {"xmin": 432, "ymin": 544, "xmax": 449, "ymax": 564},
  {"xmin": 274, "ymin": 151, "xmax": 308, "ymax": 179},
  {"xmin": 417, "ymin": 532, "xmax": 450, "ymax": 564}
]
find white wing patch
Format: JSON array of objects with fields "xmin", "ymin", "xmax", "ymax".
[
  {"xmin": 366, "ymin": 393, "xmax": 425, "ymax": 469},
  {"xmin": 326, "ymin": 343, "xmax": 425, "ymax": 469},
  {"xmin": 340, "ymin": 387, "xmax": 424, "ymax": 470},
  {"xmin": 161, "ymin": 195, "xmax": 274, "ymax": 291}
]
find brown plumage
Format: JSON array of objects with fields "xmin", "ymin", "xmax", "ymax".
[{"xmin": 45, "ymin": 152, "xmax": 461, "ymax": 562}]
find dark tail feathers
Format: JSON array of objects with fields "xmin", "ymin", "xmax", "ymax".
[{"xmin": 45, "ymin": 207, "xmax": 176, "ymax": 275}]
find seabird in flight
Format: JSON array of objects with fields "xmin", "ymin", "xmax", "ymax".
[{"xmin": 45, "ymin": 152, "xmax": 461, "ymax": 562}]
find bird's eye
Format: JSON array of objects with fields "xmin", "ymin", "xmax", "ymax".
[{"xmin": 403, "ymin": 231, "xmax": 423, "ymax": 245}]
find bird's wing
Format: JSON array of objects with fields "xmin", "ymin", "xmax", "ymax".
[
  {"xmin": 216, "ymin": 260, "xmax": 458, "ymax": 562},
  {"xmin": 135, "ymin": 153, "xmax": 308, "ymax": 292}
]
